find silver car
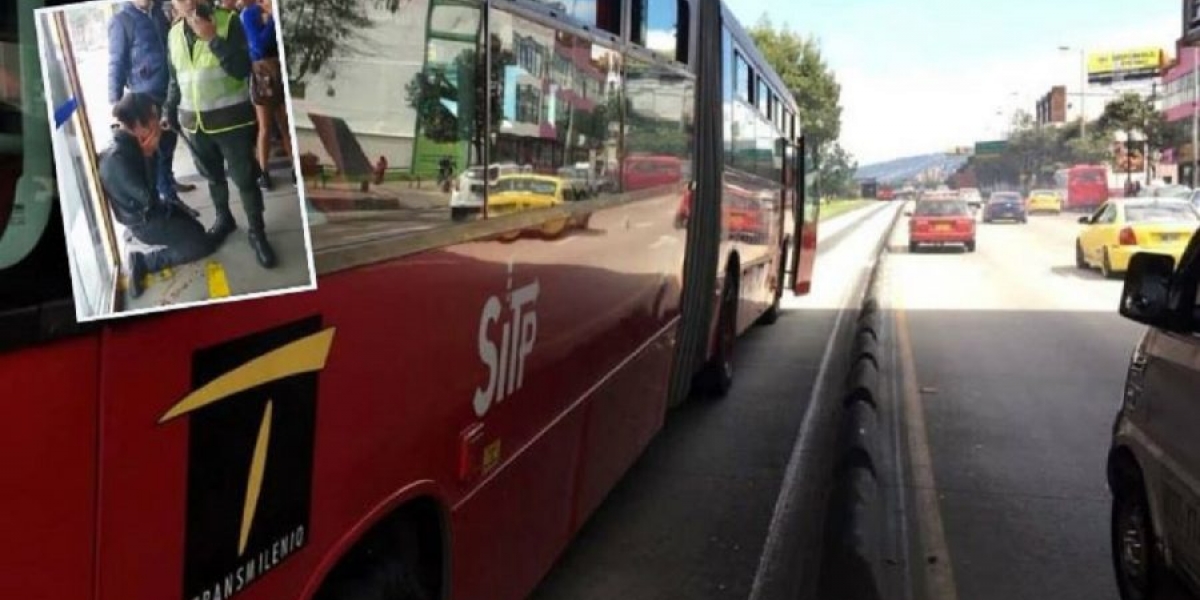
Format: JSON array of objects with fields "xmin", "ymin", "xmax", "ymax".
[
  {"xmin": 1109, "ymin": 237, "xmax": 1200, "ymax": 599},
  {"xmin": 449, "ymin": 163, "xmax": 524, "ymax": 221}
]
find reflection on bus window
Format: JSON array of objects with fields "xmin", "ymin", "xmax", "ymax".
[
  {"xmin": 490, "ymin": 8, "xmax": 621, "ymax": 201},
  {"xmin": 1, "ymin": 0, "xmax": 73, "ymax": 322},
  {"xmin": 285, "ymin": 0, "xmax": 484, "ymax": 251}
]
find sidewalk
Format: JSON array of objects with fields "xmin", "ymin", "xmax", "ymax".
[{"xmin": 122, "ymin": 151, "xmax": 313, "ymax": 312}]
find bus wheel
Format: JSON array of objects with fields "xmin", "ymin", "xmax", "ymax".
[
  {"xmin": 315, "ymin": 511, "xmax": 437, "ymax": 600},
  {"xmin": 758, "ymin": 245, "xmax": 786, "ymax": 326},
  {"xmin": 699, "ymin": 272, "xmax": 738, "ymax": 397},
  {"xmin": 318, "ymin": 553, "xmax": 430, "ymax": 600}
]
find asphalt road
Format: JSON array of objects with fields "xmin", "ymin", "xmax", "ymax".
[
  {"xmin": 528, "ymin": 201, "xmax": 900, "ymax": 600},
  {"xmin": 876, "ymin": 208, "xmax": 1192, "ymax": 600}
]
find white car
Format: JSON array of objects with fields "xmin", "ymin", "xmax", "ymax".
[
  {"xmin": 1108, "ymin": 239, "xmax": 1200, "ymax": 600},
  {"xmin": 449, "ymin": 163, "xmax": 524, "ymax": 221},
  {"xmin": 959, "ymin": 188, "xmax": 983, "ymax": 211}
]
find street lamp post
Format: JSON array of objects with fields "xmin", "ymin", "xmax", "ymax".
[{"xmin": 1059, "ymin": 46, "xmax": 1087, "ymax": 139}]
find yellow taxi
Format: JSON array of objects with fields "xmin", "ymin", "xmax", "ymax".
[
  {"xmin": 489, "ymin": 174, "xmax": 589, "ymax": 238},
  {"xmin": 1075, "ymin": 198, "xmax": 1200, "ymax": 278},
  {"xmin": 1026, "ymin": 189, "xmax": 1062, "ymax": 215}
]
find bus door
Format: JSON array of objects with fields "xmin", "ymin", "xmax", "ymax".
[{"xmin": 787, "ymin": 136, "xmax": 818, "ymax": 295}]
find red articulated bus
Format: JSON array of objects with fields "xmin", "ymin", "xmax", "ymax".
[{"xmin": 0, "ymin": 1, "xmax": 820, "ymax": 599}]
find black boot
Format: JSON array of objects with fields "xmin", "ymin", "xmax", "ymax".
[
  {"xmin": 258, "ymin": 171, "xmax": 274, "ymax": 191},
  {"xmin": 248, "ymin": 229, "xmax": 277, "ymax": 268},
  {"xmin": 127, "ymin": 251, "xmax": 147, "ymax": 299},
  {"xmin": 207, "ymin": 212, "xmax": 238, "ymax": 245}
]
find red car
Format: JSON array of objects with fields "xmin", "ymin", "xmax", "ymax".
[{"xmin": 908, "ymin": 194, "xmax": 976, "ymax": 253}]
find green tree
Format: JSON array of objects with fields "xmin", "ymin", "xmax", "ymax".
[
  {"xmin": 748, "ymin": 16, "xmax": 842, "ymax": 157},
  {"xmin": 1095, "ymin": 92, "xmax": 1167, "ymax": 150},
  {"xmin": 406, "ymin": 34, "xmax": 513, "ymax": 164},
  {"xmin": 1004, "ymin": 110, "xmax": 1061, "ymax": 187},
  {"xmin": 819, "ymin": 142, "xmax": 857, "ymax": 197},
  {"xmin": 279, "ymin": 0, "xmax": 373, "ymax": 87},
  {"xmin": 282, "ymin": 0, "xmax": 436, "ymax": 87}
]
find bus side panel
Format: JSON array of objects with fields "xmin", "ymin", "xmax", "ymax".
[
  {"xmin": 450, "ymin": 407, "xmax": 584, "ymax": 600},
  {"xmin": 0, "ymin": 335, "xmax": 99, "ymax": 600},
  {"xmin": 571, "ymin": 325, "xmax": 676, "ymax": 529},
  {"xmin": 451, "ymin": 191, "xmax": 689, "ymax": 600},
  {"xmin": 723, "ymin": 170, "xmax": 782, "ymax": 336}
]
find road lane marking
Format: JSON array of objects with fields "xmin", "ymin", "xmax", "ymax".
[
  {"xmin": 885, "ymin": 285, "xmax": 916, "ymax": 600},
  {"xmin": 895, "ymin": 303, "xmax": 959, "ymax": 600}
]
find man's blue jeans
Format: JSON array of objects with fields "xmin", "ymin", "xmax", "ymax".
[{"xmin": 156, "ymin": 126, "xmax": 179, "ymax": 200}]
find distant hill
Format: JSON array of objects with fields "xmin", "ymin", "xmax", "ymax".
[{"xmin": 854, "ymin": 153, "xmax": 970, "ymax": 186}]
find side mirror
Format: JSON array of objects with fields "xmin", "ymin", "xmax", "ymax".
[
  {"xmin": 1078, "ymin": 216, "xmax": 1091, "ymax": 224},
  {"xmin": 1120, "ymin": 253, "xmax": 1177, "ymax": 328}
]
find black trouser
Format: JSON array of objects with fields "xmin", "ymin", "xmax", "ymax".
[
  {"xmin": 184, "ymin": 124, "xmax": 266, "ymax": 231},
  {"xmin": 130, "ymin": 210, "xmax": 215, "ymax": 273}
]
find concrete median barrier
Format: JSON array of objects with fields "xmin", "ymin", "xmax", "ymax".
[
  {"xmin": 747, "ymin": 202, "xmax": 903, "ymax": 600},
  {"xmin": 817, "ymin": 208, "xmax": 899, "ymax": 600},
  {"xmin": 822, "ymin": 459, "xmax": 884, "ymax": 600},
  {"xmin": 845, "ymin": 356, "xmax": 880, "ymax": 410}
]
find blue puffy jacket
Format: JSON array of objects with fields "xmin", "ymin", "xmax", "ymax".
[{"xmin": 108, "ymin": 1, "xmax": 172, "ymax": 105}]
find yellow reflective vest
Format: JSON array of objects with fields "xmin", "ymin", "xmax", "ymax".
[{"xmin": 167, "ymin": 9, "xmax": 255, "ymax": 134}]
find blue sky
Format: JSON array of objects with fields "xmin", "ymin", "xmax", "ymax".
[{"xmin": 725, "ymin": 0, "xmax": 1181, "ymax": 165}]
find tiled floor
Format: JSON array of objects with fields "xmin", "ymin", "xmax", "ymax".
[{"xmin": 121, "ymin": 151, "xmax": 315, "ymax": 313}]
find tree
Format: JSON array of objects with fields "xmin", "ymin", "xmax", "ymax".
[
  {"xmin": 279, "ymin": 0, "xmax": 372, "ymax": 86},
  {"xmin": 819, "ymin": 142, "xmax": 857, "ymax": 197},
  {"xmin": 405, "ymin": 34, "xmax": 513, "ymax": 165},
  {"xmin": 748, "ymin": 16, "xmax": 842, "ymax": 156},
  {"xmin": 1095, "ymin": 92, "xmax": 1167, "ymax": 149},
  {"xmin": 281, "ymin": 0, "xmax": 424, "ymax": 87},
  {"xmin": 1004, "ymin": 110, "xmax": 1060, "ymax": 187}
]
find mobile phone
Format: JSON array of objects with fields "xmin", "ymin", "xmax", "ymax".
[{"xmin": 194, "ymin": 3, "xmax": 213, "ymax": 19}]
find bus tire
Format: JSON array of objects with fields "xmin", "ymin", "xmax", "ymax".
[
  {"xmin": 314, "ymin": 506, "xmax": 440, "ymax": 600},
  {"xmin": 758, "ymin": 244, "xmax": 786, "ymax": 326},
  {"xmin": 318, "ymin": 553, "xmax": 430, "ymax": 600},
  {"xmin": 699, "ymin": 271, "xmax": 738, "ymax": 398}
]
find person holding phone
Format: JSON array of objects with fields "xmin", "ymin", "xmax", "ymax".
[
  {"xmin": 164, "ymin": 0, "xmax": 276, "ymax": 269},
  {"xmin": 100, "ymin": 92, "xmax": 216, "ymax": 299}
]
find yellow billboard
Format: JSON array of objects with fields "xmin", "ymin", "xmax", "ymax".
[{"xmin": 1087, "ymin": 47, "xmax": 1166, "ymax": 83}]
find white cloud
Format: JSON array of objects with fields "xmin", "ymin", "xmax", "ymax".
[{"xmin": 838, "ymin": 14, "xmax": 1178, "ymax": 165}]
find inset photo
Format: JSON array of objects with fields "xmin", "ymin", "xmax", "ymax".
[{"xmin": 33, "ymin": 0, "xmax": 315, "ymax": 322}]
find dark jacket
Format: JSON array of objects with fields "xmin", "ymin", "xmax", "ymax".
[
  {"xmin": 108, "ymin": 1, "xmax": 172, "ymax": 105},
  {"xmin": 163, "ymin": 9, "xmax": 253, "ymax": 130},
  {"xmin": 98, "ymin": 129, "xmax": 168, "ymax": 227}
]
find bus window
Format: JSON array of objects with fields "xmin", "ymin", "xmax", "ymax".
[
  {"xmin": 632, "ymin": 0, "xmax": 688, "ymax": 65},
  {"xmin": 0, "ymin": 0, "xmax": 55, "ymax": 272},
  {"xmin": 526, "ymin": 0, "xmax": 597, "ymax": 27},
  {"xmin": 734, "ymin": 51, "xmax": 749, "ymax": 102},
  {"xmin": 286, "ymin": 0, "xmax": 487, "ymax": 252},
  {"xmin": 1, "ymin": 0, "xmax": 77, "ymax": 349},
  {"xmin": 757, "ymin": 77, "xmax": 769, "ymax": 118}
]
